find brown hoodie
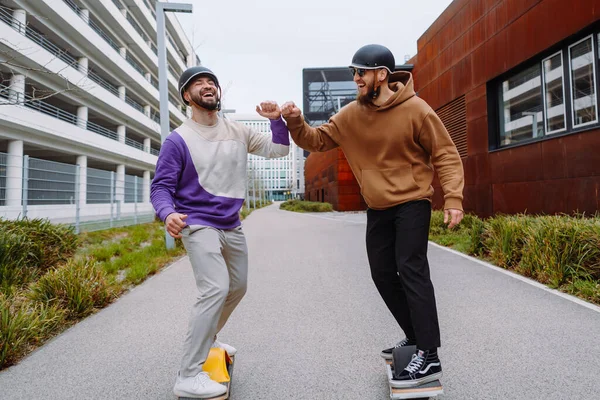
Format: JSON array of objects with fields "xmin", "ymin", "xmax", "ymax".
[{"xmin": 285, "ymin": 71, "xmax": 464, "ymax": 211}]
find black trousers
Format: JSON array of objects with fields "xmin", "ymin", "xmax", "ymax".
[{"xmin": 366, "ymin": 200, "xmax": 441, "ymax": 350}]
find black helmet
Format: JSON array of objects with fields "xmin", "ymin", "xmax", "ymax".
[
  {"xmin": 178, "ymin": 66, "xmax": 220, "ymax": 105},
  {"xmin": 349, "ymin": 44, "xmax": 395, "ymax": 73}
]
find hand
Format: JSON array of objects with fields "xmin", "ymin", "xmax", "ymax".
[
  {"xmin": 165, "ymin": 213, "xmax": 188, "ymax": 238},
  {"xmin": 281, "ymin": 101, "xmax": 301, "ymax": 118},
  {"xmin": 444, "ymin": 209, "xmax": 464, "ymax": 229},
  {"xmin": 255, "ymin": 101, "xmax": 281, "ymax": 120}
]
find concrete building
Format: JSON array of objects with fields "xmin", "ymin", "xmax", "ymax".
[
  {"xmin": 0, "ymin": 0, "xmax": 197, "ymax": 224},
  {"xmin": 229, "ymin": 113, "xmax": 304, "ymax": 201},
  {"xmin": 303, "ymin": 0, "xmax": 600, "ymax": 216}
]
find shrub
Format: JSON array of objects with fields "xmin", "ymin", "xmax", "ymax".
[
  {"xmin": 0, "ymin": 294, "xmax": 65, "ymax": 369},
  {"xmin": 482, "ymin": 214, "xmax": 535, "ymax": 269},
  {"xmin": 28, "ymin": 259, "xmax": 114, "ymax": 319},
  {"xmin": 520, "ymin": 215, "xmax": 600, "ymax": 286},
  {"xmin": 0, "ymin": 218, "xmax": 78, "ymax": 278},
  {"xmin": 280, "ymin": 200, "xmax": 333, "ymax": 213}
]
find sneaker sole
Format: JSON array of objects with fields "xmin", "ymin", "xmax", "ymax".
[
  {"xmin": 173, "ymin": 387, "xmax": 227, "ymax": 399},
  {"xmin": 389, "ymin": 371, "xmax": 443, "ymax": 388},
  {"xmin": 380, "ymin": 351, "xmax": 393, "ymax": 360}
]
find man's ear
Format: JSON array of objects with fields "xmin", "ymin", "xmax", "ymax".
[
  {"xmin": 183, "ymin": 90, "xmax": 191, "ymax": 104},
  {"xmin": 378, "ymin": 69, "xmax": 388, "ymax": 82}
]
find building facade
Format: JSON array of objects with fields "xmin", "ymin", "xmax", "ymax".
[
  {"xmin": 229, "ymin": 114, "xmax": 304, "ymax": 202},
  {"xmin": 302, "ymin": 0, "xmax": 600, "ymax": 216},
  {"xmin": 0, "ymin": 0, "xmax": 196, "ymax": 224}
]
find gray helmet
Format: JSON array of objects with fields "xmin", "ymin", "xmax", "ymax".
[
  {"xmin": 178, "ymin": 66, "xmax": 221, "ymax": 107},
  {"xmin": 349, "ymin": 44, "xmax": 395, "ymax": 73}
]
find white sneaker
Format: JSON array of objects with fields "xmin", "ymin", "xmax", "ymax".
[
  {"xmin": 173, "ymin": 371, "xmax": 227, "ymax": 398},
  {"xmin": 212, "ymin": 339, "xmax": 237, "ymax": 356}
]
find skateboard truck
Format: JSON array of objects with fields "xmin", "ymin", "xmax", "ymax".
[
  {"xmin": 179, "ymin": 347, "xmax": 235, "ymax": 400},
  {"xmin": 384, "ymin": 345, "xmax": 443, "ymax": 399}
]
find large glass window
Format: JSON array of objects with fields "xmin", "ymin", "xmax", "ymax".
[
  {"xmin": 498, "ymin": 64, "xmax": 544, "ymax": 146},
  {"xmin": 569, "ymin": 35, "xmax": 598, "ymax": 127},
  {"xmin": 542, "ymin": 51, "xmax": 566, "ymax": 133},
  {"xmin": 493, "ymin": 30, "xmax": 600, "ymax": 149}
]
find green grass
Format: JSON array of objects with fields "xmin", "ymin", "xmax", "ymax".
[
  {"xmin": 428, "ymin": 211, "xmax": 600, "ymax": 306},
  {"xmin": 279, "ymin": 200, "xmax": 333, "ymax": 213},
  {"xmin": 0, "ymin": 221, "xmax": 185, "ymax": 370}
]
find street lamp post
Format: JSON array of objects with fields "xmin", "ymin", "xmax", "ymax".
[{"xmin": 156, "ymin": 2, "xmax": 192, "ymax": 249}]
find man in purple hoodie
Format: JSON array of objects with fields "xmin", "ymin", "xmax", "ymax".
[{"xmin": 151, "ymin": 66, "xmax": 289, "ymax": 398}]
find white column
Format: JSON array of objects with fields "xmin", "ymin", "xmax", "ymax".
[
  {"xmin": 186, "ymin": 54, "xmax": 193, "ymax": 68},
  {"xmin": 121, "ymin": 8, "xmax": 127, "ymax": 17},
  {"xmin": 117, "ymin": 125, "xmax": 126, "ymax": 144},
  {"xmin": 79, "ymin": 8, "xmax": 90, "ymax": 23},
  {"xmin": 8, "ymin": 74, "xmax": 25, "ymax": 104},
  {"xmin": 143, "ymin": 138, "xmax": 151, "ymax": 152},
  {"xmin": 143, "ymin": 171, "xmax": 150, "ymax": 203},
  {"xmin": 144, "ymin": 105, "xmax": 151, "ymax": 117},
  {"xmin": 115, "ymin": 164, "xmax": 125, "ymax": 205},
  {"xmin": 77, "ymin": 106, "xmax": 88, "ymax": 129},
  {"xmin": 6, "ymin": 140, "xmax": 23, "ymax": 207},
  {"xmin": 12, "ymin": 9, "xmax": 26, "ymax": 34},
  {"xmin": 119, "ymin": 47, "xmax": 126, "ymax": 58},
  {"xmin": 76, "ymin": 155, "xmax": 87, "ymax": 205},
  {"xmin": 118, "ymin": 86, "xmax": 126, "ymax": 101},
  {"xmin": 78, "ymin": 57, "xmax": 88, "ymax": 74},
  {"xmin": 145, "ymin": 72, "xmax": 151, "ymax": 82}
]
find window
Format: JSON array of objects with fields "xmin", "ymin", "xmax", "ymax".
[
  {"xmin": 542, "ymin": 51, "xmax": 566, "ymax": 134},
  {"xmin": 498, "ymin": 64, "xmax": 544, "ymax": 146},
  {"xmin": 491, "ymin": 29, "xmax": 600, "ymax": 148},
  {"xmin": 569, "ymin": 35, "xmax": 597, "ymax": 127}
]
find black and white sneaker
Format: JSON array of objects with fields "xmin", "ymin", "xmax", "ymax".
[
  {"xmin": 392, "ymin": 349, "xmax": 442, "ymax": 387},
  {"xmin": 380, "ymin": 337, "xmax": 416, "ymax": 359}
]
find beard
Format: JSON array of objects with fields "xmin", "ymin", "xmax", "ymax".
[
  {"xmin": 189, "ymin": 89, "xmax": 220, "ymax": 111},
  {"xmin": 356, "ymin": 82, "xmax": 380, "ymax": 106}
]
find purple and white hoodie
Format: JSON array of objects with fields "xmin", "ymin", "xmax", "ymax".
[{"xmin": 150, "ymin": 116, "xmax": 290, "ymax": 229}]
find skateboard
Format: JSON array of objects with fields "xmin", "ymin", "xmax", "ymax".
[
  {"xmin": 384, "ymin": 345, "xmax": 443, "ymax": 399},
  {"xmin": 179, "ymin": 347, "xmax": 235, "ymax": 400}
]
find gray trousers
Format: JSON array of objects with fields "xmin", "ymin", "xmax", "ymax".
[{"xmin": 179, "ymin": 224, "xmax": 248, "ymax": 377}]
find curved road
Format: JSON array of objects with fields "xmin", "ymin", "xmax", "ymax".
[{"xmin": 1, "ymin": 203, "xmax": 599, "ymax": 399}]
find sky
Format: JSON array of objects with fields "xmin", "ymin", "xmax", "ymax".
[{"xmin": 175, "ymin": 0, "xmax": 453, "ymax": 114}]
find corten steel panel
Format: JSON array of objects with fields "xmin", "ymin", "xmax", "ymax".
[
  {"xmin": 465, "ymin": 84, "xmax": 487, "ymax": 104},
  {"xmin": 454, "ymin": 55, "xmax": 473, "ymax": 100},
  {"xmin": 562, "ymin": 131, "xmax": 600, "ymax": 178},
  {"xmin": 472, "ymin": 153, "xmax": 492, "ymax": 185},
  {"xmin": 540, "ymin": 136, "xmax": 569, "ymax": 180},
  {"xmin": 466, "ymin": 93, "xmax": 487, "ymax": 122},
  {"xmin": 490, "ymin": 143, "xmax": 544, "ymax": 183},
  {"xmin": 484, "ymin": 29, "xmax": 508, "ymax": 80},
  {"xmin": 567, "ymin": 177, "xmax": 600, "ymax": 215},
  {"xmin": 466, "ymin": 116, "xmax": 489, "ymax": 155},
  {"xmin": 492, "ymin": 181, "xmax": 546, "ymax": 214}
]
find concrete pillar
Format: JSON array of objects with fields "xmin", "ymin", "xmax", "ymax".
[
  {"xmin": 76, "ymin": 155, "xmax": 87, "ymax": 205},
  {"xmin": 6, "ymin": 140, "xmax": 23, "ymax": 207},
  {"xmin": 115, "ymin": 164, "xmax": 125, "ymax": 205},
  {"xmin": 119, "ymin": 47, "xmax": 126, "ymax": 58},
  {"xmin": 143, "ymin": 171, "xmax": 150, "ymax": 203},
  {"xmin": 117, "ymin": 125, "xmax": 126, "ymax": 144},
  {"xmin": 143, "ymin": 138, "xmax": 151, "ymax": 152},
  {"xmin": 8, "ymin": 74, "xmax": 25, "ymax": 104},
  {"xmin": 79, "ymin": 8, "xmax": 90, "ymax": 23},
  {"xmin": 144, "ymin": 105, "xmax": 151, "ymax": 117},
  {"xmin": 145, "ymin": 72, "xmax": 151, "ymax": 82},
  {"xmin": 77, "ymin": 106, "xmax": 88, "ymax": 129},
  {"xmin": 186, "ymin": 54, "xmax": 193, "ymax": 68},
  {"xmin": 118, "ymin": 86, "xmax": 126, "ymax": 101},
  {"xmin": 78, "ymin": 57, "xmax": 88, "ymax": 74},
  {"xmin": 12, "ymin": 9, "xmax": 26, "ymax": 34},
  {"xmin": 121, "ymin": 8, "xmax": 127, "ymax": 18}
]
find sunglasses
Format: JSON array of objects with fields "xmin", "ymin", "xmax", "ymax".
[{"xmin": 349, "ymin": 67, "xmax": 367, "ymax": 77}]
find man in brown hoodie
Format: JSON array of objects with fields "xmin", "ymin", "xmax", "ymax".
[{"xmin": 280, "ymin": 44, "xmax": 464, "ymax": 387}]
